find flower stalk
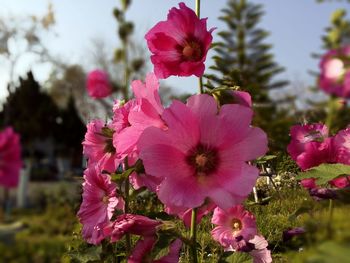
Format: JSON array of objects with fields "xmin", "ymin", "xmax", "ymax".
[
  {"xmin": 190, "ymin": 208, "xmax": 198, "ymax": 263},
  {"xmin": 195, "ymin": 0, "xmax": 204, "ymax": 94}
]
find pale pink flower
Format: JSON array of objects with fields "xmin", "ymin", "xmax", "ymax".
[
  {"xmin": 114, "ymin": 73, "xmax": 166, "ymax": 158},
  {"xmin": 86, "ymin": 69, "xmax": 113, "ymax": 98},
  {"xmin": 77, "ymin": 166, "xmax": 124, "ymax": 245},
  {"xmin": 145, "ymin": 2, "xmax": 214, "ymax": 78},
  {"xmin": 138, "ymin": 94, "xmax": 268, "ymax": 209},
  {"xmin": 211, "ymin": 205, "xmax": 257, "ymax": 250},
  {"xmin": 249, "ymin": 235, "xmax": 272, "ymax": 263},
  {"xmin": 82, "ymin": 119, "xmax": 122, "ymax": 173},
  {"xmin": 319, "ymin": 46, "xmax": 350, "ymax": 98},
  {"xmin": 0, "ymin": 127, "xmax": 22, "ymax": 188},
  {"xmin": 128, "ymin": 237, "xmax": 182, "ymax": 263},
  {"xmin": 104, "ymin": 214, "xmax": 161, "ymax": 243}
]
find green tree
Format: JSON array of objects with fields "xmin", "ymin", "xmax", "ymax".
[{"xmin": 206, "ymin": 0, "xmax": 291, "ymax": 152}]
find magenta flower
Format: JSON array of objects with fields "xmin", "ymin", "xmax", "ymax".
[
  {"xmin": 86, "ymin": 69, "xmax": 113, "ymax": 99},
  {"xmin": 283, "ymin": 227, "xmax": 306, "ymax": 242},
  {"xmin": 77, "ymin": 166, "xmax": 124, "ymax": 245},
  {"xmin": 82, "ymin": 119, "xmax": 122, "ymax": 173},
  {"xmin": 211, "ymin": 205, "xmax": 257, "ymax": 250},
  {"xmin": 319, "ymin": 46, "xmax": 350, "ymax": 98},
  {"xmin": 138, "ymin": 94, "xmax": 267, "ymax": 209},
  {"xmin": 329, "ymin": 176, "xmax": 350, "ymax": 188},
  {"xmin": 145, "ymin": 2, "xmax": 214, "ymax": 78},
  {"xmin": 300, "ymin": 178, "xmax": 317, "ymax": 190},
  {"xmin": 104, "ymin": 214, "xmax": 161, "ymax": 243},
  {"xmin": 0, "ymin": 127, "xmax": 22, "ymax": 188},
  {"xmin": 287, "ymin": 123, "xmax": 328, "ymax": 162},
  {"xmin": 128, "ymin": 237, "xmax": 182, "ymax": 263}
]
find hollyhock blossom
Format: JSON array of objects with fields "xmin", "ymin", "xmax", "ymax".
[
  {"xmin": 82, "ymin": 119, "xmax": 122, "ymax": 173},
  {"xmin": 214, "ymin": 90, "xmax": 252, "ymax": 108},
  {"xmin": 319, "ymin": 46, "xmax": 350, "ymax": 98},
  {"xmin": 114, "ymin": 73, "xmax": 166, "ymax": 158},
  {"xmin": 77, "ymin": 166, "xmax": 124, "ymax": 245},
  {"xmin": 0, "ymin": 127, "xmax": 22, "ymax": 188},
  {"xmin": 104, "ymin": 214, "xmax": 162, "ymax": 242},
  {"xmin": 329, "ymin": 176, "xmax": 350, "ymax": 188},
  {"xmin": 248, "ymin": 235, "xmax": 272, "ymax": 263},
  {"xmin": 145, "ymin": 2, "xmax": 214, "ymax": 78},
  {"xmin": 139, "ymin": 94, "xmax": 268, "ymax": 209},
  {"xmin": 300, "ymin": 178, "xmax": 317, "ymax": 190},
  {"xmin": 211, "ymin": 205, "xmax": 257, "ymax": 250},
  {"xmin": 333, "ymin": 127, "xmax": 350, "ymax": 165},
  {"xmin": 86, "ymin": 69, "xmax": 113, "ymax": 98},
  {"xmin": 287, "ymin": 123, "xmax": 328, "ymax": 163},
  {"xmin": 128, "ymin": 237, "xmax": 182, "ymax": 263}
]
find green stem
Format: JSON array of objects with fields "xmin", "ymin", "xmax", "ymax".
[
  {"xmin": 327, "ymin": 199, "xmax": 334, "ymax": 238},
  {"xmin": 195, "ymin": 0, "xmax": 200, "ymax": 18},
  {"xmin": 190, "ymin": 208, "xmax": 198, "ymax": 263},
  {"xmin": 195, "ymin": 0, "xmax": 204, "ymax": 95},
  {"xmin": 124, "ymin": 158, "xmax": 131, "ymax": 254},
  {"xmin": 325, "ymin": 95, "xmax": 337, "ymax": 131}
]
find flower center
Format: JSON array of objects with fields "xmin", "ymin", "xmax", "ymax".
[
  {"xmin": 102, "ymin": 195, "xmax": 109, "ymax": 204},
  {"xmin": 231, "ymin": 218, "xmax": 242, "ymax": 232},
  {"xmin": 182, "ymin": 41, "xmax": 202, "ymax": 61},
  {"xmin": 186, "ymin": 144, "xmax": 219, "ymax": 176}
]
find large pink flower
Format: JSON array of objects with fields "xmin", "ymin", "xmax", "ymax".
[
  {"xmin": 82, "ymin": 119, "xmax": 122, "ymax": 173},
  {"xmin": 248, "ymin": 235, "xmax": 272, "ymax": 263},
  {"xmin": 77, "ymin": 166, "xmax": 124, "ymax": 245},
  {"xmin": 0, "ymin": 127, "xmax": 22, "ymax": 188},
  {"xmin": 145, "ymin": 2, "xmax": 214, "ymax": 78},
  {"xmin": 211, "ymin": 205, "xmax": 257, "ymax": 250},
  {"xmin": 319, "ymin": 46, "xmax": 350, "ymax": 98},
  {"xmin": 86, "ymin": 69, "xmax": 113, "ymax": 99},
  {"xmin": 139, "ymin": 94, "xmax": 268, "ymax": 209},
  {"xmin": 103, "ymin": 214, "xmax": 162, "ymax": 242},
  {"xmin": 128, "ymin": 237, "xmax": 182, "ymax": 263}
]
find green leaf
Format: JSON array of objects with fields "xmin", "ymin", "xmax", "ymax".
[
  {"xmin": 288, "ymin": 201, "xmax": 313, "ymax": 221},
  {"xmin": 255, "ymin": 155, "xmax": 277, "ymax": 164},
  {"xmin": 111, "ymin": 167, "xmax": 135, "ymax": 183},
  {"xmin": 219, "ymin": 251, "xmax": 252, "ymax": 263},
  {"xmin": 297, "ymin": 163, "xmax": 350, "ymax": 185}
]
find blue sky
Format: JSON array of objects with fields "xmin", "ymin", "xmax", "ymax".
[{"xmin": 0, "ymin": 0, "xmax": 348, "ymax": 103}]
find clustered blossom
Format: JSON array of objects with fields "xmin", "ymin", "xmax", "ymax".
[
  {"xmin": 211, "ymin": 205, "xmax": 272, "ymax": 263},
  {"xmin": 0, "ymin": 127, "xmax": 22, "ymax": 188},
  {"xmin": 78, "ymin": 3, "xmax": 271, "ymax": 262},
  {"xmin": 86, "ymin": 69, "xmax": 113, "ymax": 99},
  {"xmin": 319, "ymin": 46, "xmax": 350, "ymax": 98},
  {"xmin": 287, "ymin": 124, "xmax": 350, "ymax": 170}
]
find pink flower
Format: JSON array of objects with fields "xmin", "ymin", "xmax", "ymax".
[
  {"xmin": 145, "ymin": 2, "xmax": 214, "ymax": 78},
  {"xmin": 287, "ymin": 123, "xmax": 328, "ymax": 161},
  {"xmin": 86, "ymin": 69, "xmax": 113, "ymax": 98},
  {"xmin": 77, "ymin": 166, "xmax": 124, "ymax": 245},
  {"xmin": 211, "ymin": 205, "xmax": 257, "ymax": 250},
  {"xmin": 139, "ymin": 94, "xmax": 267, "ymax": 209},
  {"xmin": 114, "ymin": 73, "xmax": 166, "ymax": 158},
  {"xmin": 329, "ymin": 176, "xmax": 350, "ymax": 188},
  {"xmin": 300, "ymin": 178, "xmax": 317, "ymax": 189},
  {"xmin": 0, "ymin": 127, "xmax": 22, "ymax": 188},
  {"xmin": 333, "ymin": 127, "xmax": 350, "ymax": 165},
  {"xmin": 319, "ymin": 46, "xmax": 350, "ymax": 98},
  {"xmin": 248, "ymin": 235, "xmax": 272, "ymax": 263},
  {"xmin": 82, "ymin": 119, "xmax": 122, "ymax": 173},
  {"xmin": 128, "ymin": 237, "xmax": 182, "ymax": 263},
  {"xmin": 104, "ymin": 214, "xmax": 162, "ymax": 243}
]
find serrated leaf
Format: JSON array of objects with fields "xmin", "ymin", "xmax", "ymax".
[{"xmin": 298, "ymin": 163, "xmax": 350, "ymax": 185}]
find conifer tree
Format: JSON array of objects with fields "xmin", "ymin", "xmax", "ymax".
[{"xmin": 206, "ymin": 0, "xmax": 291, "ymax": 152}]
